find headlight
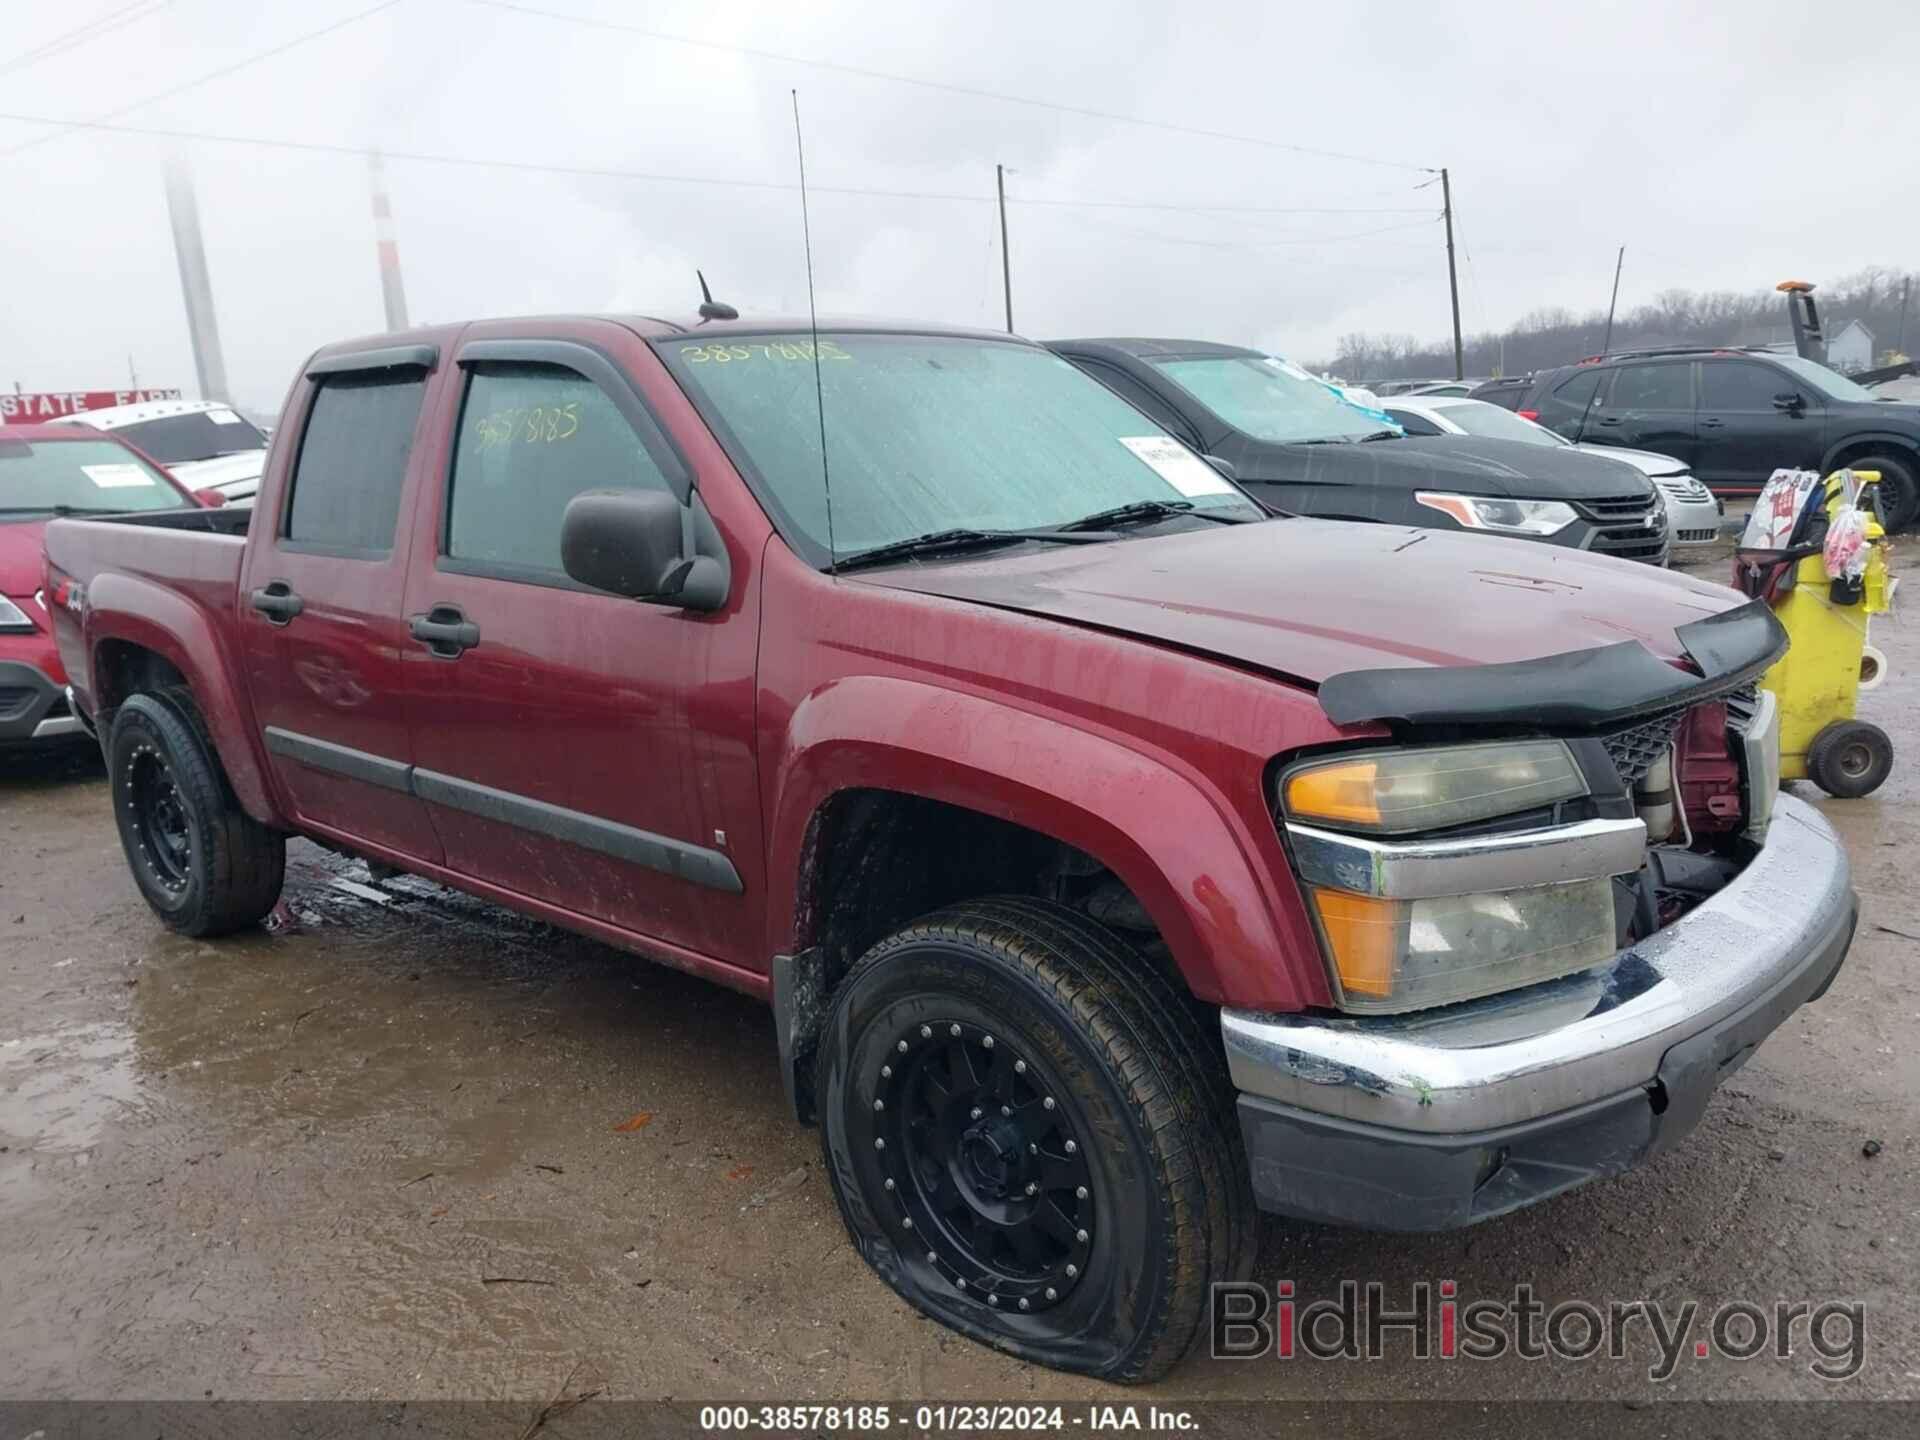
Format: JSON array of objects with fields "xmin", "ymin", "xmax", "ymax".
[
  {"xmin": 1308, "ymin": 880, "xmax": 1618, "ymax": 1012},
  {"xmin": 0, "ymin": 595, "xmax": 36, "ymax": 634},
  {"xmin": 1413, "ymin": 493, "xmax": 1576, "ymax": 536},
  {"xmin": 1280, "ymin": 741, "xmax": 1631, "ymax": 1013},
  {"xmin": 1283, "ymin": 740, "xmax": 1586, "ymax": 835}
]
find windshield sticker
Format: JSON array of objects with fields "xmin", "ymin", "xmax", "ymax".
[
  {"xmin": 682, "ymin": 340, "xmax": 852, "ymax": 364},
  {"xmin": 81, "ymin": 463, "xmax": 158, "ymax": 489},
  {"xmin": 1118, "ymin": 436, "xmax": 1235, "ymax": 498},
  {"xmin": 208, "ymin": 408, "xmax": 245, "ymax": 425}
]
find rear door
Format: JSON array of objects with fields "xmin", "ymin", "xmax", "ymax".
[
  {"xmin": 1695, "ymin": 358, "xmax": 1826, "ymax": 492},
  {"xmin": 1587, "ymin": 361, "xmax": 1696, "ymax": 461},
  {"xmin": 237, "ymin": 347, "xmax": 444, "ymax": 861},
  {"xmin": 397, "ymin": 321, "xmax": 763, "ymax": 964}
]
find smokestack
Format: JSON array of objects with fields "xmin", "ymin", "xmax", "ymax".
[
  {"xmin": 369, "ymin": 150, "xmax": 410, "ymax": 332},
  {"xmin": 163, "ymin": 160, "xmax": 231, "ymax": 404}
]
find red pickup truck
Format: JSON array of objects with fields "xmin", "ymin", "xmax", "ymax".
[{"xmin": 44, "ymin": 315, "xmax": 1856, "ymax": 1382}]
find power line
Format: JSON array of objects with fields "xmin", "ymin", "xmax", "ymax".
[
  {"xmin": 0, "ymin": 109, "xmax": 1434, "ymax": 224},
  {"xmin": 1052, "ymin": 214, "xmax": 1440, "ymax": 253},
  {"xmin": 463, "ymin": 0, "xmax": 1435, "ymax": 174},
  {"xmin": 1, "ymin": 0, "xmax": 404, "ymax": 158},
  {"xmin": 0, "ymin": 0, "xmax": 173, "ymax": 80}
]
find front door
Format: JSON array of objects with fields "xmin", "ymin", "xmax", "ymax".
[
  {"xmin": 237, "ymin": 356, "xmax": 443, "ymax": 862},
  {"xmin": 1695, "ymin": 359, "xmax": 1827, "ymax": 492},
  {"xmin": 1588, "ymin": 361, "xmax": 1697, "ymax": 463},
  {"xmin": 398, "ymin": 324, "xmax": 762, "ymax": 964}
]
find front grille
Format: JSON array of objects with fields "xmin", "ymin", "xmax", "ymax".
[
  {"xmin": 1675, "ymin": 528, "xmax": 1717, "ymax": 543},
  {"xmin": 1577, "ymin": 491, "xmax": 1667, "ymax": 563},
  {"xmin": 1599, "ymin": 706, "xmax": 1686, "ymax": 785},
  {"xmin": 1599, "ymin": 681, "xmax": 1760, "ymax": 787},
  {"xmin": 1579, "ymin": 492, "xmax": 1660, "ymax": 519}
]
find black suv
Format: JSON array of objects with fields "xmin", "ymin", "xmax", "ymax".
[
  {"xmin": 1503, "ymin": 348, "xmax": 1920, "ymax": 527},
  {"xmin": 1050, "ymin": 338, "xmax": 1669, "ymax": 563}
]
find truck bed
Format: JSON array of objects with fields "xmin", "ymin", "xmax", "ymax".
[{"xmin": 45, "ymin": 509, "xmax": 248, "ymax": 591}]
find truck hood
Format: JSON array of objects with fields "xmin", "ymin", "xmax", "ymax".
[
  {"xmin": 855, "ymin": 517, "xmax": 1747, "ymax": 690},
  {"xmin": 1238, "ymin": 433, "xmax": 1651, "ymax": 500},
  {"xmin": 0, "ymin": 518, "xmax": 49, "ymax": 597},
  {"xmin": 169, "ymin": 450, "xmax": 265, "ymax": 496}
]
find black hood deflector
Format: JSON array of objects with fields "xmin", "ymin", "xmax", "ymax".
[{"xmin": 1317, "ymin": 599, "xmax": 1787, "ymax": 730}]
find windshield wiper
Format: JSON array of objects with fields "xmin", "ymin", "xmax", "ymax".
[
  {"xmin": 1358, "ymin": 429, "xmax": 1402, "ymax": 441},
  {"xmin": 1055, "ymin": 498, "xmax": 1248, "ymax": 532},
  {"xmin": 0, "ymin": 504, "xmax": 125, "ymax": 516},
  {"xmin": 831, "ymin": 527, "xmax": 1103, "ymax": 573}
]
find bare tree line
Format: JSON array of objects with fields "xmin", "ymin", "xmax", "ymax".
[{"xmin": 1321, "ymin": 265, "xmax": 1919, "ymax": 382}]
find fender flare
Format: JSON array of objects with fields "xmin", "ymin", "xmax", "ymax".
[
  {"xmin": 85, "ymin": 572, "xmax": 282, "ymax": 825},
  {"xmin": 1822, "ymin": 430, "xmax": 1920, "ymax": 473},
  {"xmin": 765, "ymin": 675, "xmax": 1312, "ymax": 1011}
]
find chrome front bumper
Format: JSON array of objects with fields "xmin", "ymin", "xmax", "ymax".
[{"xmin": 1222, "ymin": 792, "xmax": 1853, "ymax": 1136}]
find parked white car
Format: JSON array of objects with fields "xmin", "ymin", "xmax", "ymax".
[
  {"xmin": 54, "ymin": 398, "xmax": 268, "ymax": 503},
  {"xmin": 1380, "ymin": 395, "xmax": 1724, "ymax": 548}
]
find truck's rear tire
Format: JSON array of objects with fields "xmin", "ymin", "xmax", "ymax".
[
  {"xmin": 1805, "ymin": 719, "xmax": 1893, "ymax": 798},
  {"xmin": 108, "ymin": 692, "xmax": 285, "ymax": 935},
  {"xmin": 815, "ymin": 897, "xmax": 1256, "ymax": 1383}
]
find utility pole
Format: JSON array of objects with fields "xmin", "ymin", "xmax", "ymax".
[
  {"xmin": 368, "ymin": 150, "xmax": 411, "ymax": 332},
  {"xmin": 1440, "ymin": 167, "xmax": 1463, "ymax": 380},
  {"xmin": 1602, "ymin": 246, "xmax": 1626, "ymax": 355},
  {"xmin": 163, "ymin": 160, "xmax": 231, "ymax": 405},
  {"xmin": 996, "ymin": 163, "xmax": 1014, "ymax": 334},
  {"xmin": 1898, "ymin": 274, "xmax": 1911, "ymax": 358}
]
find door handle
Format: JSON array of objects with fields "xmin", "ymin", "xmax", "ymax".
[
  {"xmin": 409, "ymin": 604, "xmax": 480, "ymax": 658},
  {"xmin": 249, "ymin": 582, "xmax": 303, "ymax": 625},
  {"xmin": 1595, "ymin": 415, "xmax": 1623, "ymax": 426},
  {"xmin": 1699, "ymin": 418, "xmax": 1725, "ymax": 429}
]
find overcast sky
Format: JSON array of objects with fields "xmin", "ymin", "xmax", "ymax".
[{"xmin": 3, "ymin": 0, "xmax": 1916, "ymax": 412}]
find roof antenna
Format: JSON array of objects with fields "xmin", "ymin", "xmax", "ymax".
[
  {"xmin": 790, "ymin": 89, "xmax": 836, "ymax": 570},
  {"xmin": 696, "ymin": 270, "xmax": 738, "ymax": 323}
]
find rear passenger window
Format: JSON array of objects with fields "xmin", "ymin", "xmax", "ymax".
[
  {"xmin": 285, "ymin": 372, "xmax": 426, "ymax": 555},
  {"xmin": 1611, "ymin": 363, "xmax": 1692, "ymax": 410},
  {"xmin": 1551, "ymin": 369, "xmax": 1604, "ymax": 411},
  {"xmin": 446, "ymin": 364, "xmax": 675, "ymax": 579},
  {"xmin": 1386, "ymin": 409, "xmax": 1442, "ymax": 436}
]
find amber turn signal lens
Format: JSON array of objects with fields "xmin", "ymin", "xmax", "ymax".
[
  {"xmin": 1284, "ymin": 761, "xmax": 1382, "ymax": 827},
  {"xmin": 1309, "ymin": 888, "xmax": 1397, "ymax": 998}
]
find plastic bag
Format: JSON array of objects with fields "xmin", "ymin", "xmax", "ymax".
[{"xmin": 1825, "ymin": 501, "xmax": 1871, "ymax": 581}]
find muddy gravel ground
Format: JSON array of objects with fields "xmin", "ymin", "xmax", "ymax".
[{"xmin": 2, "ymin": 538, "xmax": 1916, "ymax": 1409}]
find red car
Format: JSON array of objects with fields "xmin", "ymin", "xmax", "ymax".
[
  {"xmin": 44, "ymin": 317, "xmax": 1852, "ymax": 1382},
  {"xmin": 1, "ymin": 423, "xmax": 213, "ymax": 749}
]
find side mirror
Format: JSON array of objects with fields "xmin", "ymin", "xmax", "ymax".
[
  {"xmin": 1202, "ymin": 454, "xmax": 1238, "ymax": 482},
  {"xmin": 561, "ymin": 489, "xmax": 725, "ymax": 609},
  {"xmin": 195, "ymin": 488, "xmax": 227, "ymax": 509},
  {"xmin": 1773, "ymin": 392, "xmax": 1805, "ymax": 412}
]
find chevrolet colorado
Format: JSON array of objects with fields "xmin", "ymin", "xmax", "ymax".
[{"xmin": 43, "ymin": 315, "xmax": 1856, "ymax": 1382}]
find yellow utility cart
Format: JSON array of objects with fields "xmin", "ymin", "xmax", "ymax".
[{"xmin": 1736, "ymin": 468, "xmax": 1896, "ymax": 797}]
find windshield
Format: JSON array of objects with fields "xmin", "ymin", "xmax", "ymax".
[
  {"xmin": 663, "ymin": 333, "xmax": 1263, "ymax": 564},
  {"xmin": 112, "ymin": 408, "xmax": 267, "ymax": 464},
  {"xmin": 1438, "ymin": 401, "xmax": 1566, "ymax": 446},
  {"xmin": 1768, "ymin": 355, "xmax": 1877, "ymax": 404},
  {"xmin": 0, "ymin": 438, "xmax": 189, "ymax": 519},
  {"xmin": 1152, "ymin": 355, "xmax": 1391, "ymax": 444}
]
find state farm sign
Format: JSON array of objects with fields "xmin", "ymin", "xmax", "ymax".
[{"xmin": 1, "ymin": 389, "xmax": 184, "ymax": 424}]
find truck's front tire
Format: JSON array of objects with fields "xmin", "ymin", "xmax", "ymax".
[
  {"xmin": 816, "ymin": 897, "xmax": 1256, "ymax": 1383},
  {"xmin": 108, "ymin": 692, "xmax": 285, "ymax": 935}
]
